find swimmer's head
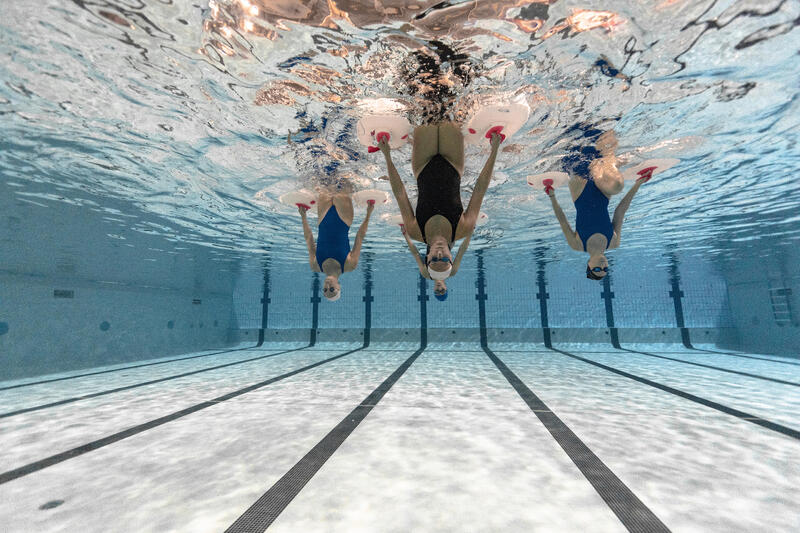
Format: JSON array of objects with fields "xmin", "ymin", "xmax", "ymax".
[
  {"xmin": 323, "ymin": 275, "xmax": 341, "ymax": 301},
  {"xmin": 586, "ymin": 255, "xmax": 609, "ymax": 280},
  {"xmin": 433, "ymin": 280, "xmax": 448, "ymax": 301}
]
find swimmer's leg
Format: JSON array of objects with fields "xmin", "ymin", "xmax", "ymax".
[
  {"xmin": 331, "ymin": 194, "xmax": 354, "ymax": 226},
  {"xmin": 591, "ymin": 158, "xmax": 624, "ymax": 197},
  {"xmin": 437, "ymin": 121, "xmax": 465, "ymax": 176},
  {"xmin": 412, "ymin": 124, "xmax": 439, "ymax": 179}
]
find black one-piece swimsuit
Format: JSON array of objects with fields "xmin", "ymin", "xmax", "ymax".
[{"xmin": 415, "ymin": 154, "xmax": 463, "ymax": 243}]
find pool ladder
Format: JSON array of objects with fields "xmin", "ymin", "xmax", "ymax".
[{"xmin": 768, "ymin": 287, "xmax": 794, "ymax": 326}]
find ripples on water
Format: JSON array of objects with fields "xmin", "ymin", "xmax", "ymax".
[{"xmin": 0, "ymin": 0, "xmax": 798, "ymax": 265}]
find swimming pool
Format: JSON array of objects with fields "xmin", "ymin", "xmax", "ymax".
[{"xmin": 1, "ymin": 0, "xmax": 799, "ymax": 531}]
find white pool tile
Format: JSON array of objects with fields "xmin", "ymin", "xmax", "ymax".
[
  {"xmin": 268, "ymin": 349, "xmax": 625, "ymax": 533},
  {"xmin": 1, "ymin": 343, "xmax": 797, "ymax": 533}
]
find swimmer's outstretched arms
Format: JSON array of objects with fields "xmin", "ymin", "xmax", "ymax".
[
  {"xmin": 545, "ymin": 130, "xmax": 650, "ymax": 280},
  {"xmin": 299, "ymin": 193, "xmax": 375, "ymax": 301},
  {"xmin": 377, "ymin": 125, "xmax": 501, "ymax": 299}
]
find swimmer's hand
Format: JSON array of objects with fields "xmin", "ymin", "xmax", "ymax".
[
  {"xmin": 366, "ymin": 199, "xmax": 376, "ymax": 213},
  {"xmin": 297, "ymin": 204, "xmax": 310, "ymax": 215},
  {"xmin": 490, "ymin": 132, "xmax": 502, "ymax": 151},
  {"xmin": 543, "ymin": 179, "xmax": 555, "ymax": 197},
  {"xmin": 378, "ymin": 138, "xmax": 390, "ymax": 156},
  {"xmin": 636, "ymin": 167, "xmax": 655, "ymax": 183}
]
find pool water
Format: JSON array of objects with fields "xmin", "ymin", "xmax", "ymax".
[{"xmin": 1, "ymin": 0, "xmax": 799, "ymax": 531}]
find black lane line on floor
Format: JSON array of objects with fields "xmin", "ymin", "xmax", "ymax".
[
  {"xmin": 257, "ymin": 254, "xmax": 271, "ymax": 347},
  {"xmin": 224, "ymin": 271, "xmax": 429, "ymax": 533},
  {"xmin": 550, "ymin": 347, "xmax": 800, "ymax": 441},
  {"xmin": 484, "ymin": 347, "xmax": 671, "ymax": 532},
  {"xmin": 0, "ymin": 346, "xmax": 310, "ymax": 419},
  {"xmin": 703, "ymin": 352, "xmax": 800, "ymax": 366},
  {"xmin": 363, "ymin": 254, "xmax": 373, "ymax": 346},
  {"xmin": 594, "ymin": 273, "xmax": 798, "ymax": 386},
  {"xmin": 0, "ymin": 346, "xmax": 367, "ymax": 486},
  {"xmin": 310, "ymin": 274, "xmax": 320, "ymax": 346},
  {"xmin": 667, "ymin": 253, "xmax": 693, "ymax": 349},
  {"xmin": 225, "ymin": 345, "xmax": 426, "ymax": 533},
  {"xmin": 536, "ymin": 258, "xmax": 552, "ymax": 348},
  {"xmin": 684, "ymin": 343, "xmax": 800, "ymax": 361},
  {"xmin": 615, "ymin": 348, "xmax": 800, "ymax": 387},
  {"xmin": 601, "ymin": 276, "xmax": 621, "ymax": 348},
  {"xmin": 418, "ymin": 272, "xmax": 428, "ymax": 346},
  {"xmin": 476, "ymin": 252, "xmax": 671, "ymax": 533},
  {"xmin": 0, "ymin": 344, "xmax": 260, "ymax": 392}
]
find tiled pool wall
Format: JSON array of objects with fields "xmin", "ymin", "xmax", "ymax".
[
  {"xmin": 0, "ymin": 181, "xmax": 238, "ymax": 379},
  {"xmin": 230, "ymin": 248, "xmax": 744, "ymax": 351},
  {"xmin": 2, "ymin": 181, "xmax": 799, "ymax": 381},
  {"xmin": 723, "ymin": 245, "xmax": 800, "ymax": 356}
]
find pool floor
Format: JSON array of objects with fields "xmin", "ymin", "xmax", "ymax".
[{"xmin": 1, "ymin": 342, "xmax": 798, "ymax": 532}]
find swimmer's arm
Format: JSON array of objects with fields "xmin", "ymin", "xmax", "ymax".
[
  {"xmin": 610, "ymin": 180, "xmax": 643, "ymax": 248},
  {"xmin": 450, "ymin": 231, "xmax": 473, "ymax": 276},
  {"xmin": 300, "ymin": 207, "xmax": 321, "ymax": 272},
  {"xmin": 344, "ymin": 202, "xmax": 375, "ymax": 272},
  {"xmin": 462, "ymin": 134, "xmax": 500, "ymax": 233},
  {"xmin": 402, "ymin": 226, "xmax": 430, "ymax": 279},
  {"xmin": 380, "ymin": 141, "xmax": 422, "ymax": 240},
  {"xmin": 548, "ymin": 193, "xmax": 582, "ymax": 251}
]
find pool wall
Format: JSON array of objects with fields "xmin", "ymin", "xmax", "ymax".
[
  {"xmin": 0, "ymin": 182, "xmax": 237, "ymax": 380},
  {"xmin": 4, "ymin": 182, "xmax": 798, "ymax": 382},
  {"xmin": 724, "ymin": 246, "xmax": 800, "ymax": 355},
  {"xmin": 228, "ymin": 248, "xmax": 741, "ymax": 350}
]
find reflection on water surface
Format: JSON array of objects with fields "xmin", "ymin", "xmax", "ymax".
[{"xmin": 0, "ymin": 0, "xmax": 798, "ymax": 265}]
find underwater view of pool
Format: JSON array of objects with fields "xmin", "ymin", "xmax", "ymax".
[{"xmin": 1, "ymin": 1, "xmax": 799, "ymax": 531}]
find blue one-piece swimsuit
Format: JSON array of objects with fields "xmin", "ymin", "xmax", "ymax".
[
  {"xmin": 315, "ymin": 205, "xmax": 351, "ymax": 268},
  {"xmin": 574, "ymin": 180, "xmax": 614, "ymax": 251}
]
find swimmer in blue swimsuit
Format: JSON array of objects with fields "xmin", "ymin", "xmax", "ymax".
[
  {"xmin": 299, "ymin": 192, "xmax": 375, "ymax": 301},
  {"xmin": 545, "ymin": 130, "xmax": 651, "ymax": 280}
]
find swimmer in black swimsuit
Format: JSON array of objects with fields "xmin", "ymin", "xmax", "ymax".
[{"xmin": 378, "ymin": 124, "xmax": 502, "ymax": 299}]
